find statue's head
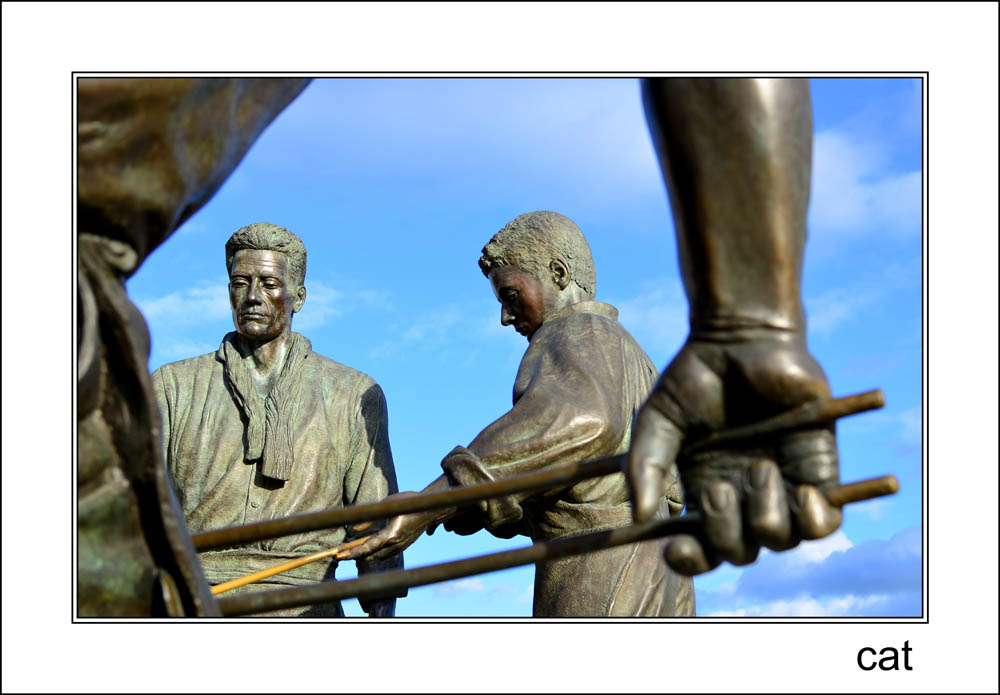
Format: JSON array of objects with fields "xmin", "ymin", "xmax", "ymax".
[
  {"xmin": 225, "ymin": 223, "xmax": 307, "ymax": 343},
  {"xmin": 478, "ymin": 211, "xmax": 595, "ymax": 340}
]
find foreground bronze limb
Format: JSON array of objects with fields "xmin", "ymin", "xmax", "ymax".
[
  {"xmin": 77, "ymin": 78, "xmax": 311, "ymax": 616},
  {"xmin": 631, "ymin": 78, "xmax": 846, "ymax": 576},
  {"xmin": 218, "ymin": 474, "xmax": 897, "ymax": 616}
]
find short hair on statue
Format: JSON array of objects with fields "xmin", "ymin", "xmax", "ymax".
[
  {"xmin": 478, "ymin": 211, "xmax": 596, "ymax": 299},
  {"xmin": 225, "ymin": 222, "xmax": 307, "ymax": 288}
]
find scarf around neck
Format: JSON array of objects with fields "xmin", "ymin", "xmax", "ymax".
[{"xmin": 218, "ymin": 331, "xmax": 311, "ymax": 481}]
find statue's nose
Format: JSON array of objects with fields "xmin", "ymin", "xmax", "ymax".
[{"xmin": 246, "ymin": 281, "xmax": 262, "ymax": 302}]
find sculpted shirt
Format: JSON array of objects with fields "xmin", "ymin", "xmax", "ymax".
[
  {"xmin": 152, "ymin": 332, "xmax": 400, "ymax": 613},
  {"xmin": 442, "ymin": 301, "xmax": 695, "ymax": 617}
]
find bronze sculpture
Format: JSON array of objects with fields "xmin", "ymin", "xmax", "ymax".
[
  {"xmin": 151, "ymin": 223, "xmax": 402, "ymax": 616},
  {"xmin": 340, "ymin": 211, "xmax": 695, "ymax": 617}
]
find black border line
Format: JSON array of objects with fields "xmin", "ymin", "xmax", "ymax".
[{"xmin": 923, "ymin": 72, "xmax": 929, "ymax": 623}]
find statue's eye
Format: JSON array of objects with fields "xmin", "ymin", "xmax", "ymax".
[{"xmin": 503, "ymin": 290, "xmax": 519, "ymax": 302}]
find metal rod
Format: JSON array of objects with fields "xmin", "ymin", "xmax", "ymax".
[
  {"xmin": 194, "ymin": 389, "xmax": 885, "ymax": 552},
  {"xmin": 217, "ymin": 474, "xmax": 898, "ymax": 616},
  {"xmin": 682, "ymin": 389, "xmax": 885, "ymax": 456}
]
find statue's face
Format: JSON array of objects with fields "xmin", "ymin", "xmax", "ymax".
[
  {"xmin": 228, "ymin": 249, "xmax": 303, "ymax": 342},
  {"xmin": 488, "ymin": 265, "xmax": 563, "ymax": 340}
]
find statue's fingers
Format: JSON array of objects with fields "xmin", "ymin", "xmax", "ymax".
[
  {"xmin": 778, "ymin": 427, "xmax": 839, "ymax": 487},
  {"xmin": 338, "ymin": 534, "xmax": 387, "ymax": 561},
  {"xmin": 746, "ymin": 459, "xmax": 797, "ymax": 551},
  {"xmin": 700, "ymin": 480, "xmax": 759, "ymax": 566},
  {"xmin": 793, "ymin": 485, "xmax": 843, "ymax": 540},
  {"xmin": 664, "ymin": 535, "xmax": 720, "ymax": 576},
  {"xmin": 627, "ymin": 404, "xmax": 683, "ymax": 523}
]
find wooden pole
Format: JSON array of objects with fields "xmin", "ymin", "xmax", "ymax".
[{"xmin": 210, "ymin": 535, "xmax": 372, "ymax": 595}]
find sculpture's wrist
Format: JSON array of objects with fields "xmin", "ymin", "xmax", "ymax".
[{"xmin": 688, "ymin": 313, "xmax": 804, "ymax": 344}]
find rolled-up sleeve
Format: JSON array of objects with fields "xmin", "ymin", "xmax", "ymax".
[{"xmin": 443, "ymin": 326, "xmax": 625, "ymax": 535}]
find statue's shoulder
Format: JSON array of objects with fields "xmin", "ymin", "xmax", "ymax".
[
  {"xmin": 306, "ymin": 351, "xmax": 382, "ymax": 394},
  {"xmin": 152, "ymin": 350, "xmax": 219, "ymax": 382},
  {"xmin": 544, "ymin": 301, "xmax": 655, "ymax": 368},
  {"xmin": 545, "ymin": 300, "xmax": 627, "ymax": 347}
]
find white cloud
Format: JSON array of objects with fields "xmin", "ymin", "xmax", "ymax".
[
  {"xmin": 852, "ymin": 498, "xmax": 894, "ymax": 521},
  {"xmin": 781, "ymin": 530, "xmax": 853, "ymax": 565},
  {"xmin": 808, "ymin": 128, "xmax": 921, "ymax": 251},
  {"xmin": 516, "ymin": 583, "xmax": 534, "ymax": 605},
  {"xmin": 805, "ymin": 286, "xmax": 875, "ymax": 338},
  {"xmin": 804, "ymin": 258, "xmax": 920, "ymax": 337},
  {"xmin": 159, "ymin": 340, "xmax": 217, "ymax": 361},
  {"xmin": 432, "ymin": 577, "xmax": 486, "ymax": 597},
  {"xmin": 696, "ymin": 526, "xmax": 922, "ymax": 617},
  {"xmin": 370, "ymin": 303, "xmax": 468, "ymax": 358},
  {"xmin": 292, "ymin": 280, "xmax": 344, "ymax": 332},
  {"xmin": 174, "ymin": 219, "xmax": 209, "ymax": 237},
  {"xmin": 136, "ymin": 285, "xmax": 231, "ymax": 326},
  {"xmin": 430, "ymin": 577, "xmax": 534, "ymax": 605},
  {"xmin": 708, "ymin": 593, "xmax": 904, "ymax": 618}
]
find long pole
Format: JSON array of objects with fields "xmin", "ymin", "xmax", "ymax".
[
  {"xmin": 210, "ymin": 535, "xmax": 372, "ymax": 595},
  {"xmin": 194, "ymin": 389, "xmax": 885, "ymax": 552},
  {"xmin": 217, "ymin": 474, "xmax": 898, "ymax": 616},
  {"xmin": 192, "ymin": 453, "xmax": 623, "ymax": 551}
]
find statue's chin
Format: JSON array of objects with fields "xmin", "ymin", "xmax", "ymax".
[{"xmin": 237, "ymin": 325, "xmax": 283, "ymax": 342}]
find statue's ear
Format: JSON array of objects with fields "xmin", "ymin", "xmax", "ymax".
[
  {"xmin": 549, "ymin": 259, "xmax": 571, "ymax": 290},
  {"xmin": 293, "ymin": 285, "xmax": 307, "ymax": 313}
]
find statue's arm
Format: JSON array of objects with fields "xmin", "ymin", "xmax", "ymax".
[
  {"xmin": 440, "ymin": 340, "xmax": 624, "ymax": 533},
  {"xmin": 338, "ymin": 334, "xmax": 625, "ymax": 562},
  {"xmin": 150, "ymin": 367, "xmax": 179, "ymax": 500},
  {"xmin": 343, "ymin": 382, "xmax": 403, "ymax": 615},
  {"xmin": 626, "ymin": 78, "xmax": 841, "ymax": 576}
]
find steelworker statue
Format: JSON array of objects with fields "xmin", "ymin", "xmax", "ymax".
[
  {"xmin": 342, "ymin": 211, "xmax": 695, "ymax": 617},
  {"xmin": 152, "ymin": 223, "xmax": 401, "ymax": 617}
]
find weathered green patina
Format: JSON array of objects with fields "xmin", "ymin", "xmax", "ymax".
[{"xmin": 152, "ymin": 224, "xmax": 401, "ymax": 617}]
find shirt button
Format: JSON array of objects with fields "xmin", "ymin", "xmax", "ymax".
[{"xmin": 250, "ymin": 501, "xmax": 259, "ymax": 508}]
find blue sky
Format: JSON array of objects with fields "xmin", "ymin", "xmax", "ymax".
[{"xmin": 127, "ymin": 77, "xmax": 924, "ymax": 618}]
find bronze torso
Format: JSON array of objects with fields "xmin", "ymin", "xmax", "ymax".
[{"xmin": 442, "ymin": 301, "xmax": 695, "ymax": 616}]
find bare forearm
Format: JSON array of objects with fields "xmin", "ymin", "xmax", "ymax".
[
  {"xmin": 416, "ymin": 474, "xmax": 461, "ymax": 526},
  {"xmin": 642, "ymin": 78, "xmax": 812, "ymax": 337}
]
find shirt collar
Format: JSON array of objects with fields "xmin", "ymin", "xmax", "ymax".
[{"xmin": 544, "ymin": 299, "xmax": 619, "ymax": 324}]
